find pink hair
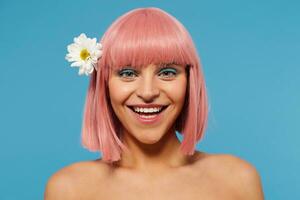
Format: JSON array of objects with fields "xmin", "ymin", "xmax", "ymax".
[{"xmin": 81, "ymin": 7, "xmax": 209, "ymax": 164}]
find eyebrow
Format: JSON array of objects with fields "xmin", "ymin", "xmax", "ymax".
[
  {"xmin": 115, "ymin": 62, "xmax": 183, "ymax": 72},
  {"xmin": 160, "ymin": 62, "xmax": 180, "ymax": 66}
]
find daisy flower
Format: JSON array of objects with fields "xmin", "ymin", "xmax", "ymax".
[{"xmin": 65, "ymin": 33, "xmax": 103, "ymax": 76}]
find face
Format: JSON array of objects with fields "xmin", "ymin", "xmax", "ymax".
[{"xmin": 108, "ymin": 63, "xmax": 187, "ymax": 144}]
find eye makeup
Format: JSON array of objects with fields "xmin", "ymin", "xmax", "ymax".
[
  {"xmin": 158, "ymin": 67, "xmax": 177, "ymax": 78},
  {"xmin": 118, "ymin": 68, "xmax": 137, "ymax": 78},
  {"xmin": 116, "ymin": 63, "xmax": 181, "ymax": 79}
]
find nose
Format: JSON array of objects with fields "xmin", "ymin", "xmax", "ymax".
[{"xmin": 136, "ymin": 76, "xmax": 160, "ymax": 102}]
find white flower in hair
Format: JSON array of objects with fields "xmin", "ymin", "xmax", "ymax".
[{"xmin": 65, "ymin": 33, "xmax": 103, "ymax": 76}]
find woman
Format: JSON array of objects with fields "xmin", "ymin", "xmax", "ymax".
[{"xmin": 45, "ymin": 7, "xmax": 264, "ymax": 199}]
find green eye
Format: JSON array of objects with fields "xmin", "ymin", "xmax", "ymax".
[
  {"xmin": 118, "ymin": 68, "xmax": 137, "ymax": 78},
  {"xmin": 117, "ymin": 67, "xmax": 177, "ymax": 79},
  {"xmin": 159, "ymin": 68, "xmax": 177, "ymax": 78}
]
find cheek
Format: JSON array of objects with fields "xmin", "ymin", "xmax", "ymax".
[
  {"xmin": 108, "ymin": 79, "xmax": 134, "ymax": 109},
  {"xmin": 110, "ymin": 85, "xmax": 130, "ymax": 101},
  {"xmin": 164, "ymin": 78, "xmax": 187, "ymax": 105}
]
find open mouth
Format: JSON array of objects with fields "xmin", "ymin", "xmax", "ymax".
[
  {"xmin": 126, "ymin": 105, "xmax": 169, "ymax": 124},
  {"xmin": 126, "ymin": 105, "xmax": 169, "ymax": 115}
]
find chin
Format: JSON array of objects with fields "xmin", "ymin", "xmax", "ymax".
[
  {"xmin": 139, "ymin": 137, "xmax": 162, "ymax": 145},
  {"xmin": 134, "ymin": 130, "xmax": 165, "ymax": 145}
]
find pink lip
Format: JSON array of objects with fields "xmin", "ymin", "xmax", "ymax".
[
  {"xmin": 127, "ymin": 106, "xmax": 167, "ymax": 125},
  {"xmin": 127, "ymin": 104, "xmax": 168, "ymax": 108}
]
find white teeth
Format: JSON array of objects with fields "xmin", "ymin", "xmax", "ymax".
[{"xmin": 133, "ymin": 107, "xmax": 163, "ymax": 113}]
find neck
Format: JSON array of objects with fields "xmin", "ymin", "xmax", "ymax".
[{"xmin": 113, "ymin": 127, "xmax": 192, "ymax": 175}]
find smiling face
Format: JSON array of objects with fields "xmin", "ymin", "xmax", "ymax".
[{"xmin": 108, "ymin": 63, "xmax": 188, "ymax": 145}]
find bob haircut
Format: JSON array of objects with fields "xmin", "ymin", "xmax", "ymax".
[{"xmin": 81, "ymin": 7, "xmax": 209, "ymax": 163}]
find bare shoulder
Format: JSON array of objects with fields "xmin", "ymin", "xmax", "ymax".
[
  {"xmin": 44, "ymin": 159, "xmax": 109, "ymax": 200},
  {"xmin": 200, "ymin": 153, "xmax": 264, "ymax": 200}
]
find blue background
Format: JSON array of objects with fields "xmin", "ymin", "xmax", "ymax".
[{"xmin": 0, "ymin": 0, "xmax": 299, "ymax": 199}]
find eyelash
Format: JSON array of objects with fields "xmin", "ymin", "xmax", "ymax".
[{"xmin": 118, "ymin": 67, "xmax": 177, "ymax": 79}]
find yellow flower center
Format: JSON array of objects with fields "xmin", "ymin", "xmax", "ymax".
[{"xmin": 80, "ymin": 48, "xmax": 90, "ymax": 60}]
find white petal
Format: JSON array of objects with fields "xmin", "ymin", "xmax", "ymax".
[
  {"xmin": 65, "ymin": 52, "xmax": 75, "ymax": 58},
  {"xmin": 87, "ymin": 67, "xmax": 94, "ymax": 75},
  {"xmin": 65, "ymin": 54, "xmax": 72, "ymax": 61},
  {"xmin": 66, "ymin": 53, "xmax": 81, "ymax": 62},
  {"xmin": 74, "ymin": 36, "xmax": 79, "ymax": 44},
  {"xmin": 86, "ymin": 40, "xmax": 95, "ymax": 50},
  {"xmin": 67, "ymin": 43, "xmax": 78, "ymax": 53},
  {"xmin": 66, "ymin": 56, "xmax": 76, "ymax": 62},
  {"xmin": 86, "ymin": 65, "xmax": 94, "ymax": 74},
  {"xmin": 91, "ymin": 38, "xmax": 97, "ymax": 47},
  {"xmin": 67, "ymin": 57, "xmax": 79, "ymax": 62},
  {"xmin": 85, "ymin": 62, "xmax": 95, "ymax": 74},
  {"xmin": 90, "ymin": 57, "xmax": 98, "ymax": 63},
  {"xmin": 74, "ymin": 33, "xmax": 84, "ymax": 45},
  {"xmin": 80, "ymin": 33, "xmax": 87, "ymax": 38},
  {"xmin": 71, "ymin": 61, "xmax": 83, "ymax": 67},
  {"xmin": 95, "ymin": 50, "xmax": 103, "ymax": 58},
  {"xmin": 79, "ymin": 33, "xmax": 87, "ymax": 41},
  {"xmin": 96, "ymin": 43, "xmax": 103, "ymax": 50},
  {"xmin": 78, "ymin": 67, "xmax": 85, "ymax": 75}
]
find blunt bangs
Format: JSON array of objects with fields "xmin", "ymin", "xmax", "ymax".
[{"xmin": 99, "ymin": 8, "xmax": 195, "ymax": 74}]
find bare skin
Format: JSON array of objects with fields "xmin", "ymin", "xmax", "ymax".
[
  {"xmin": 44, "ymin": 152, "xmax": 264, "ymax": 200},
  {"xmin": 44, "ymin": 127, "xmax": 264, "ymax": 200},
  {"xmin": 44, "ymin": 64, "xmax": 264, "ymax": 199}
]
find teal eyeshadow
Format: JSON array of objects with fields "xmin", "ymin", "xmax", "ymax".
[
  {"xmin": 118, "ymin": 68, "xmax": 135, "ymax": 75},
  {"xmin": 118, "ymin": 67, "xmax": 177, "ymax": 76},
  {"xmin": 160, "ymin": 68, "xmax": 177, "ymax": 73}
]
